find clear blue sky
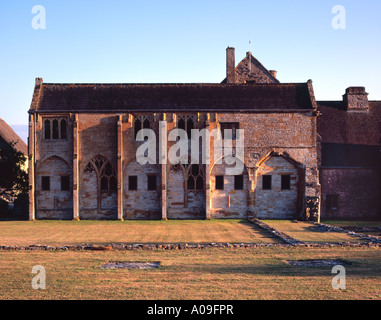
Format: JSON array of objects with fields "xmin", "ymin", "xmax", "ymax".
[{"xmin": 1, "ymin": 0, "xmax": 380, "ymax": 131}]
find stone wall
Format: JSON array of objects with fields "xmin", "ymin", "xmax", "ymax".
[
  {"xmin": 320, "ymin": 168, "xmax": 380, "ymax": 219},
  {"xmin": 34, "ymin": 114, "xmax": 73, "ymax": 219},
  {"xmin": 210, "ymin": 162, "xmax": 249, "ymax": 219},
  {"xmin": 35, "ymin": 155, "xmax": 72, "ymax": 219},
  {"xmin": 30, "ymin": 110, "xmax": 320, "ymax": 220},
  {"xmin": 255, "ymin": 156, "xmax": 299, "ymax": 219},
  {"xmin": 124, "ymin": 161, "xmax": 161, "ymax": 219},
  {"xmin": 78, "ymin": 114, "xmax": 118, "ymax": 219}
]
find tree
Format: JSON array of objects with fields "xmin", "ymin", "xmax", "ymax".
[{"xmin": 0, "ymin": 141, "xmax": 28, "ymax": 199}]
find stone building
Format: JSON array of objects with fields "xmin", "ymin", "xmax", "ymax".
[
  {"xmin": 27, "ymin": 47, "xmax": 380, "ymax": 221},
  {"xmin": 317, "ymin": 87, "xmax": 381, "ymax": 219}
]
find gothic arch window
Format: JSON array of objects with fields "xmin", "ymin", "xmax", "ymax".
[
  {"xmin": 186, "ymin": 164, "xmax": 204, "ymax": 192},
  {"xmin": 178, "ymin": 118, "xmax": 185, "ymax": 130},
  {"xmin": 134, "ymin": 118, "xmax": 141, "ymax": 139},
  {"xmin": 143, "ymin": 118, "xmax": 150, "ymax": 129},
  {"xmin": 134, "ymin": 116, "xmax": 152, "ymax": 139},
  {"xmin": 177, "ymin": 115, "xmax": 195, "ymax": 138},
  {"xmin": 60, "ymin": 119, "xmax": 67, "ymax": 139},
  {"xmin": 101, "ymin": 162, "xmax": 117, "ymax": 193},
  {"xmin": 187, "ymin": 118, "xmax": 194, "ymax": 137},
  {"xmin": 85, "ymin": 156, "xmax": 117, "ymax": 196},
  {"xmin": 44, "ymin": 120, "xmax": 51, "ymax": 139},
  {"xmin": 52, "ymin": 120, "xmax": 59, "ymax": 139}
]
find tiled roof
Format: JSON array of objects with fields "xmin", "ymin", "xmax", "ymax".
[
  {"xmin": 0, "ymin": 118, "xmax": 28, "ymax": 154},
  {"xmin": 321, "ymin": 143, "xmax": 379, "ymax": 168},
  {"xmin": 318, "ymin": 101, "xmax": 381, "ymax": 167},
  {"xmin": 317, "ymin": 101, "xmax": 381, "ymax": 146},
  {"xmin": 30, "ymin": 82, "xmax": 315, "ymax": 112}
]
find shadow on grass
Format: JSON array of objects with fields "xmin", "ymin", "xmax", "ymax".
[
  {"xmin": 173, "ymin": 261, "xmax": 381, "ymax": 277},
  {"xmin": 238, "ymin": 219, "xmax": 287, "ymax": 243}
]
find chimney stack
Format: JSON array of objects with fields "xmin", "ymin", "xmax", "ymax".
[
  {"xmin": 226, "ymin": 47, "xmax": 236, "ymax": 84},
  {"xmin": 343, "ymin": 87, "xmax": 369, "ymax": 112},
  {"xmin": 269, "ymin": 70, "xmax": 277, "ymax": 79},
  {"xmin": 35, "ymin": 77, "xmax": 43, "ymax": 86}
]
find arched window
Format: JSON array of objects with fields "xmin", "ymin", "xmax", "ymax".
[
  {"xmin": 109, "ymin": 176, "xmax": 117, "ymax": 191},
  {"xmin": 177, "ymin": 116, "xmax": 195, "ymax": 139},
  {"xmin": 134, "ymin": 118, "xmax": 141, "ymax": 139},
  {"xmin": 100, "ymin": 177, "xmax": 108, "ymax": 191},
  {"xmin": 60, "ymin": 119, "xmax": 67, "ymax": 139},
  {"xmin": 143, "ymin": 118, "xmax": 150, "ymax": 129},
  {"xmin": 44, "ymin": 120, "xmax": 51, "ymax": 139},
  {"xmin": 85, "ymin": 156, "xmax": 117, "ymax": 195},
  {"xmin": 177, "ymin": 118, "xmax": 185, "ymax": 130},
  {"xmin": 52, "ymin": 120, "xmax": 59, "ymax": 139},
  {"xmin": 187, "ymin": 164, "xmax": 204, "ymax": 191},
  {"xmin": 196, "ymin": 176, "xmax": 203, "ymax": 190},
  {"xmin": 100, "ymin": 161, "xmax": 117, "ymax": 193},
  {"xmin": 187, "ymin": 118, "xmax": 194, "ymax": 137}
]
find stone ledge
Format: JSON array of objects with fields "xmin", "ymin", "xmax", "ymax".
[
  {"xmin": 249, "ymin": 218, "xmax": 306, "ymax": 246},
  {"xmin": 1, "ymin": 241, "xmax": 379, "ymax": 251},
  {"xmin": 312, "ymin": 222, "xmax": 381, "ymax": 244}
]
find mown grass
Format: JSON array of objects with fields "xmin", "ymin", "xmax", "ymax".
[
  {"xmin": 0, "ymin": 246, "xmax": 380, "ymax": 300},
  {"xmin": 262, "ymin": 220, "xmax": 368, "ymax": 244},
  {"xmin": 0, "ymin": 219, "xmax": 281, "ymax": 246},
  {"xmin": 322, "ymin": 220, "xmax": 381, "ymax": 227}
]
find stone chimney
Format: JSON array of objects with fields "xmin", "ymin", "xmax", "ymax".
[
  {"xmin": 226, "ymin": 47, "xmax": 236, "ymax": 84},
  {"xmin": 343, "ymin": 87, "xmax": 369, "ymax": 111},
  {"xmin": 269, "ymin": 70, "xmax": 277, "ymax": 79},
  {"xmin": 35, "ymin": 77, "xmax": 43, "ymax": 86}
]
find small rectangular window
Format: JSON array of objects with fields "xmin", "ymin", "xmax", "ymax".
[
  {"xmin": 262, "ymin": 175, "xmax": 272, "ymax": 190},
  {"xmin": 129, "ymin": 176, "xmax": 138, "ymax": 190},
  {"xmin": 326, "ymin": 194, "xmax": 339, "ymax": 210},
  {"xmin": 61, "ymin": 176, "xmax": 70, "ymax": 191},
  {"xmin": 215, "ymin": 175, "xmax": 224, "ymax": 190},
  {"xmin": 281, "ymin": 175, "xmax": 291, "ymax": 190},
  {"xmin": 234, "ymin": 175, "xmax": 244, "ymax": 190},
  {"xmin": 147, "ymin": 175, "xmax": 157, "ymax": 191},
  {"xmin": 41, "ymin": 176, "xmax": 50, "ymax": 191}
]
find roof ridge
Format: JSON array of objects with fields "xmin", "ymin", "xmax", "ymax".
[
  {"xmin": 0, "ymin": 119, "xmax": 28, "ymax": 154},
  {"xmin": 41, "ymin": 82, "xmax": 308, "ymax": 86}
]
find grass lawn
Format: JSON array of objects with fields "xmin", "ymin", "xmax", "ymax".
[
  {"xmin": 321, "ymin": 220, "xmax": 381, "ymax": 227},
  {"xmin": 0, "ymin": 246, "xmax": 380, "ymax": 300},
  {"xmin": 0, "ymin": 219, "xmax": 281, "ymax": 246},
  {"xmin": 321, "ymin": 220, "xmax": 381, "ymax": 237},
  {"xmin": 263, "ymin": 220, "xmax": 367, "ymax": 244}
]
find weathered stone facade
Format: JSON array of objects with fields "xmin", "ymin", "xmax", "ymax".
[
  {"xmin": 29, "ymin": 108, "xmax": 320, "ymax": 221},
  {"xmin": 317, "ymin": 88, "xmax": 381, "ymax": 220},
  {"xmin": 27, "ymin": 47, "xmax": 380, "ymax": 221}
]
